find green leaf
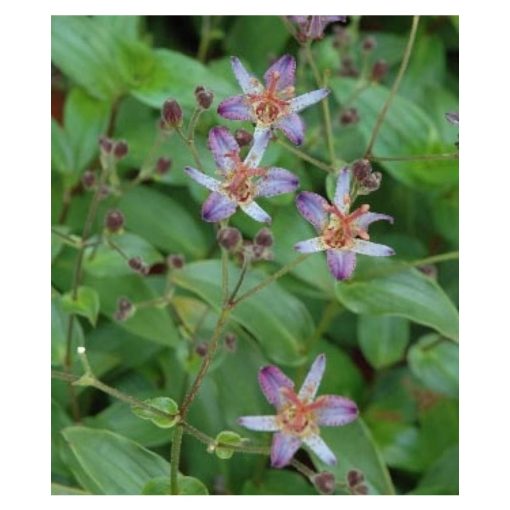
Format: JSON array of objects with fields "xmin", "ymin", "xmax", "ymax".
[
  {"xmin": 61, "ymin": 426, "xmax": 170, "ymax": 495},
  {"xmin": 312, "ymin": 419, "xmax": 395, "ymax": 495},
  {"xmin": 335, "ymin": 259, "xmax": 459, "ymax": 341},
  {"xmin": 61, "ymin": 286, "xmax": 100, "ymax": 326},
  {"xmin": 51, "ymin": 296, "xmax": 84, "ymax": 366},
  {"xmin": 242, "ymin": 470, "xmax": 316, "ymax": 495},
  {"xmin": 131, "ymin": 48, "xmax": 235, "ymax": 110},
  {"xmin": 51, "ymin": 226, "xmax": 72, "ymax": 263},
  {"xmin": 51, "ymin": 119, "xmax": 74, "ymax": 175},
  {"xmin": 330, "ymin": 78, "xmax": 458, "ymax": 189},
  {"xmin": 131, "ymin": 397, "xmax": 179, "ymax": 428},
  {"xmin": 51, "ymin": 483, "xmax": 89, "ymax": 495},
  {"xmin": 408, "ymin": 334, "xmax": 458, "ymax": 398},
  {"xmin": 172, "ymin": 260, "xmax": 313, "ymax": 366},
  {"xmin": 142, "ymin": 475, "xmax": 208, "ymax": 495},
  {"xmin": 118, "ymin": 186, "xmax": 209, "ymax": 258},
  {"xmin": 357, "ymin": 315, "xmax": 410, "ymax": 369}
]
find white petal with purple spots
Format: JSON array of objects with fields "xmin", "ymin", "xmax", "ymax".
[
  {"xmin": 289, "ymin": 88, "xmax": 330, "ymax": 113},
  {"xmin": 244, "ymin": 126, "xmax": 271, "ymax": 168},
  {"xmin": 264, "ymin": 54, "xmax": 296, "ymax": 91},
  {"xmin": 326, "ymin": 249, "xmax": 357, "ymax": 280},
  {"xmin": 184, "ymin": 166, "xmax": 222, "ymax": 192},
  {"xmin": 351, "ymin": 239, "xmax": 395, "ymax": 257},
  {"xmin": 240, "ymin": 201, "xmax": 271, "ymax": 224},
  {"xmin": 201, "ymin": 192, "xmax": 237, "ymax": 223},
  {"xmin": 303, "ymin": 434, "xmax": 337, "ymax": 466},
  {"xmin": 275, "ymin": 113, "xmax": 305, "ymax": 145},
  {"xmin": 354, "ymin": 212, "xmax": 394, "ymax": 230},
  {"xmin": 217, "ymin": 95, "xmax": 253, "ymax": 121},
  {"xmin": 237, "ymin": 415, "xmax": 280, "ymax": 432},
  {"xmin": 271, "ymin": 432, "xmax": 302, "ymax": 468},
  {"xmin": 258, "ymin": 365, "xmax": 295, "ymax": 409},
  {"xmin": 207, "ymin": 127, "xmax": 239, "ymax": 173},
  {"xmin": 295, "ymin": 192, "xmax": 329, "ymax": 232},
  {"xmin": 256, "ymin": 168, "xmax": 299, "ymax": 198},
  {"xmin": 231, "ymin": 56, "xmax": 263, "ymax": 94},
  {"xmin": 333, "ymin": 167, "xmax": 352, "ymax": 213},
  {"xmin": 298, "ymin": 353, "xmax": 325, "ymax": 402},
  {"xmin": 294, "ymin": 237, "xmax": 327, "ymax": 253},
  {"xmin": 313, "ymin": 395, "xmax": 359, "ymax": 427}
]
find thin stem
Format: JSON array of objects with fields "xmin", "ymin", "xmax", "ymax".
[
  {"xmin": 276, "ymin": 139, "xmax": 333, "ymax": 173},
  {"xmin": 410, "ymin": 251, "xmax": 459, "ymax": 267},
  {"xmin": 170, "ymin": 426, "xmax": 183, "ymax": 494},
  {"xmin": 51, "ymin": 228, "xmax": 79, "ymax": 246},
  {"xmin": 231, "ymin": 254, "xmax": 310, "ymax": 307},
  {"xmin": 187, "ymin": 107, "xmax": 203, "ymax": 141},
  {"xmin": 227, "ymin": 259, "xmax": 249, "ymax": 305},
  {"xmin": 369, "ymin": 152, "xmax": 459, "ymax": 162},
  {"xmin": 364, "ymin": 16, "xmax": 420, "ymax": 157},
  {"xmin": 176, "ymin": 127, "xmax": 203, "ymax": 171},
  {"xmin": 197, "ymin": 16, "xmax": 212, "ymax": 63}
]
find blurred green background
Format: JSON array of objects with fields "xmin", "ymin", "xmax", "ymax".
[{"xmin": 51, "ymin": 15, "xmax": 459, "ymax": 495}]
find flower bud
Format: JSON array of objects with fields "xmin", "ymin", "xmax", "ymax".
[
  {"xmin": 113, "ymin": 140, "xmax": 129, "ymax": 159},
  {"xmin": 340, "ymin": 56, "xmax": 359, "ymax": 78},
  {"xmin": 234, "ymin": 128, "xmax": 253, "ymax": 147},
  {"xmin": 254, "ymin": 228, "xmax": 273, "ymax": 248},
  {"xmin": 167, "ymin": 253, "xmax": 185, "ymax": 269},
  {"xmin": 155, "ymin": 157, "xmax": 172, "ymax": 175},
  {"xmin": 224, "ymin": 333, "xmax": 237, "ymax": 352},
  {"xmin": 353, "ymin": 484, "xmax": 368, "ymax": 495},
  {"xmin": 128, "ymin": 256, "xmax": 149, "ymax": 275},
  {"xmin": 362, "ymin": 36, "xmax": 377, "ymax": 52},
  {"xmin": 98, "ymin": 184, "xmax": 111, "ymax": 200},
  {"xmin": 195, "ymin": 342, "xmax": 209, "ymax": 357},
  {"xmin": 195, "ymin": 85, "xmax": 214, "ymax": 110},
  {"xmin": 340, "ymin": 107, "xmax": 359, "ymax": 125},
  {"xmin": 99, "ymin": 135, "xmax": 113, "ymax": 154},
  {"xmin": 217, "ymin": 227, "xmax": 242, "ymax": 251},
  {"xmin": 104, "ymin": 209, "xmax": 125, "ymax": 233},
  {"xmin": 371, "ymin": 59, "xmax": 388, "ymax": 81},
  {"xmin": 313, "ymin": 472, "xmax": 336, "ymax": 495},
  {"xmin": 360, "ymin": 171, "xmax": 382, "ymax": 193},
  {"xmin": 347, "ymin": 469, "xmax": 364, "ymax": 487},
  {"xmin": 82, "ymin": 170, "xmax": 96, "ymax": 190},
  {"xmin": 161, "ymin": 99, "xmax": 183, "ymax": 129},
  {"xmin": 114, "ymin": 296, "xmax": 134, "ymax": 321},
  {"xmin": 351, "ymin": 159, "xmax": 372, "ymax": 181}
]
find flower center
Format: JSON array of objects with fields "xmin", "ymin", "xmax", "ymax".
[
  {"xmin": 247, "ymin": 71, "xmax": 292, "ymax": 126},
  {"xmin": 277, "ymin": 388, "xmax": 321, "ymax": 437},
  {"xmin": 222, "ymin": 151, "xmax": 267, "ymax": 204},
  {"xmin": 321, "ymin": 203, "xmax": 371, "ymax": 249}
]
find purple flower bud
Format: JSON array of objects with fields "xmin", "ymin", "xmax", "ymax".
[
  {"xmin": 340, "ymin": 56, "xmax": 359, "ymax": 78},
  {"xmin": 340, "ymin": 107, "xmax": 360, "ymax": 126},
  {"xmin": 113, "ymin": 140, "xmax": 129, "ymax": 159},
  {"xmin": 254, "ymin": 228, "xmax": 274, "ymax": 248},
  {"xmin": 115, "ymin": 296, "xmax": 134, "ymax": 321},
  {"xmin": 98, "ymin": 184, "xmax": 110, "ymax": 200},
  {"xmin": 371, "ymin": 59, "xmax": 389, "ymax": 81},
  {"xmin": 161, "ymin": 99, "xmax": 183, "ymax": 129},
  {"xmin": 81, "ymin": 170, "xmax": 96, "ymax": 190},
  {"xmin": 167, "ymin": 253, "xmax": 185, "ymax": 269},
  {"xmin": 99, "ymin": 135, "xmax": 113, "ymax": 154},
  {"xmin": 361, "ymin": 171, "xmax": 382, "ymax": 193},
  {"xmin": 347, "ymin": 469, "xmax": 364, "ymax": 487},
  {"xmin": 234, "ymin": 128, "xmax": 253, "ymax": 147},
  {"xmin": 313, "ymin": 472, "xmax": 336, "ymax": 495},
  {"xmin": 104, "ymin": 209, "xmax": 125, "ymax": 233},
  {"xmin": 217, "ymin": 227, "xmax": 242, "ymax": 251},
  {"xmin": 155, "ymin": 157, "xmax": 172, "ymax": 175},
  {"xmin": 195, "ymin": 342, "xmax": 209, "ymax": 357},
  {"xmin": 352, "ymin": 159, "xmax": 372, "ymax": 181},
  {"xmin": 362, "ymin": 36, "xmax": 377, "ymax": 52},
  {"xmin": 224, "ymin": 333, "xmax": 237, "ymax": 352},
  {"xmin": 128, "ymin": 256, "xmax": 148, "ymax": 275},
  {"xmin": 353, "ymin": 484, "xmax": 368, "ymax": 495},
  {"xmin": 195, "ymin": 85, "xmax": 214, "ymax": 110}
]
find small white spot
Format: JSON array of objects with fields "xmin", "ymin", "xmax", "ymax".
[{"xmin": 77, "ymin": 346, "xmax": 86, "ymax": 354}]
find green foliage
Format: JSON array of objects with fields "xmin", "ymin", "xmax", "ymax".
[{"xmin": 61, "ymin": 286, "xmax": 100, "ymax": 326}]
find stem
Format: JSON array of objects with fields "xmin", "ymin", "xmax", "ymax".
[
  {"xmin": 276, "ymin": 139, "xmax": 333, "ymax": 173},
  {"xmin": 176, "ymin": 127, "xmax": 203, "ymax": 171},
  {"xmin": 227, "ymin": 259, "xmax": 249, "ymax": 305},
  {"xmin": 364, "ymin": 16, "xmax": 420, "ymax": 157},
  {"xmin": 410, "ymin": 251, "xmax": 458, "ymax": 267},
  {"xmin": 187, "ymin": 107, "xmax": 203, "ymax": 141},
  {"xmin": 51, "ymin": 227, "xmax": 79, "ymax": 246},
  {"xmin": 231, "ymin": 254, "xmax": 310, "ymax": 307},
  {"xmin": 369, "ymin": 152, "xmax": 459, "ymax": 162},
  {"xmin": 170, "ymin": 426, "xmax": 183, "ymax": 494},
  {"xmin": 197, "ymin": 16, "xmax": 212, "ymax": 63}
]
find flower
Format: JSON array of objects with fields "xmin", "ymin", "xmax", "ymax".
[
  {"xmin": 185, "ymin": 126, "xmax": 299, "ymax": 224},
  {"xmin": 288, "ymin": 16, "xmax": 346, "ymax": 41},
  {"xmin": 238, "ymin": 354, "xmax": 358, "ymax": 468},
  {"xmin": 294, "ymin": 167, "xmax": 395, "ymax": 280},
  {"xmin": 217, "ymin": 55, "xmax": 329, "ymax": 145}
]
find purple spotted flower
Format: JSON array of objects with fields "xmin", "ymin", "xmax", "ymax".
[
  {"xmin": 185, "ymin": 127, "xmax": 299, "ymax": 224},
  {"xmin": 217, "ymin": 55, "xmax": 329, "ymax": 146},
  {"xmin": 295, "ymin": 168, "xmax": 395, "ymax": 280},
  {"xmin": 288, "ymin": 16, "xmax": 347, "ymax": 40},
  {"xmin": 238, "ymin": 354, "xmax": 358, "ymax": 468}
]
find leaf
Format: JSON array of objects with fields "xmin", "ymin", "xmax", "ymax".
[
  {"xmin": 118, "ymin": 186, "xmax": 210, "ymax": 258},
  {"xmin": 312, "ymin": 419, "xmax": 395, "ymax": 495},
  {"xmin": 51, "ymin": 483, "xmax": 90, "ymax": 495},
  {"xmin": 357, "ymin": 315, "xmax": 410, "ymax": 369},
  {"xmin": 330, "ymin": 78, "xmax": 458, "ymax": 190},
  {"xmin": 51, "ymin": 226, "xmax": 71, "ymax": 263},
  {"xmin": 51, "ymin": 119, "xmax": 74, "ymax": 175},
  {"xmin": 61, "ymin": 286, "xmax": 100, "ymax": 326},
  {"xmin": 408, "ymin": 334, "xmax": 459, "ymax": 398},
  {"xmin": 61, "ymin": 426, "xmax": 170, "ymax": 495},
  {"xmin": 142, "ymin": 475, "xmax": 208, "ymax": 495},
  {"xmin": 131, "ymin": 48, "xmax": 235, "ymax": 110},
  {"xmin": 335, "ymin": 259, "xmax": 459, "ymax": 341},
  {"xmin": 242, "ymin": 470, "xmax": 315, "ymax": 495},
  {"xmin": 172, "ymin": 260, "xmax": 313, "ymax": 366},
  {"xmin": 131, "ymin": 397, "xmax": 179, "ymax": 428},
  {"xmin": 51, "ymin": 297, "xmax": 84, "ymax": 366}
]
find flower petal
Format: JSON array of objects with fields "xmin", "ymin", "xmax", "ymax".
[
  {"xmin": 289, "ymin": 88, "xmax": 330, "ymax": 113},
  {"xmin": 294, "ymin": 237, "xmax": 327, "ymax": 253},
  {"xmin": 217, "ymin": 95, "xmax": 253, "ymax": 121},
  {"xmin": 258, "ymin": 365, "xmax": 295, "ymax": 409},
  {"xmin": 275, "ymin": 113, "xmax": 305, "ymax": 145},
  {"xmin": 333, "ymin": 167, "xmax": 352, "ymax": 213},
  {"xmin": 351, "ymin": 239, "xmax": 395, "ymax": 257},
  {"xmin": 313, "ymin": 395, "xmax": 359, "ymax": 427},
  {"xmin": 264, "ymin": 54, "xmax": 296, "ymax": 91},
  {"xmin": 303, "ymin": 434, "xmax": 337, "ymax": 466},
  {"xmin": 271, "ymin": 432, "xmax": 302, "ymax": 468},
  {"xmin": 354, "ymin": 212, "xmax": 394, "ymax": 230},
  {"xmin": 326, "ymin": 249, "xmax": 357, "ymax": 280},
  {"xmin": 256, "ymin": 168, "xmax": 299, "ymax": 198},
  {"xmin": 185, "ymin": 166, "xmax": 222, "ymax": 192},
  {"xmin": 231, "ymin": 56, "xmax": 263, "ymax": 94},
  {"xmin": 240, "ymin": 201, "xmax": 271, "ymax": 224},
  {"xmin": 201, "ymin": 192, "xmax": 237, "ymax": 223},
  {"xmin": 295, "ymin": 192, "xmax": 329, "ymax": 232},
  {"xmin": 244, "ymin": 126, "xmax": 271, "ymax": 168},
  {"xmin": 237, "ymin": 415, "xmax": 280, "ymax": 432},
  {"xmin": 298, "ymin": 353, "xmax": 326, "ymax": 402},
  {"xmin": 207, "ymin": 126, "xmax": 239, "ymax": 173}
]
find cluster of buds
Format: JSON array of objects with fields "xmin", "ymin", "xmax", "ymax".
[
  {"xmin": 217, "ymin": 226, "xmax": 274, "ymax": 264},
  {"xmin": 195, "ymin": 85, "xmax": 214, "ymax": 110},
  {"xmin": 161, "ymin": 99, "xmax": 183, "ymax": 130},
  {"xmin": 114, "ymin": 296, "xmax": 135, "ymax": 321},
  {"xmin": 340, "ymin": 56, "xmax": 359, "ymax": 78},
  {"xmin": 351, "ymin": 159, "xmax": 382, "ymax": 195},
  {"xmin": 167, "ymin": 253, "xmax": 185, "ymax": 270},
  {"xmin": 99, "ymin": 136, "xmax": 129, "ymax": 160},
  {"xmin": 312, "ymin": 471, "xmax": 336, "ymax": 495},
  {"xmin": 128, "ymin": 256, "xmax": 150, "ymax": 276},
  {"xmin": 340, "ymin": 107, "xmax": 360, "ymax": 126},
  {"xmin": 347, "ymin": 469, "xmax": 368, "ymax": 495},
  {"xmin": 104, "ymin": 209, "xmax": 125, "ymax": 234}
]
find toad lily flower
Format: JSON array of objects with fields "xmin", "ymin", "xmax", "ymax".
[
  {"xmin": 238, "ymin": 354, "xmax": 358, "ymax": 468},
  {"xmin": 295, "ymin": 167, "xmax": 395, "ymax": 280},
  {"xmin": 218, "ymin": 55, "xmax": 330, "ymax": 145},
  {"xmin": 185, "ymin": 126, "xmax": 299, "ymax": 224}
]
